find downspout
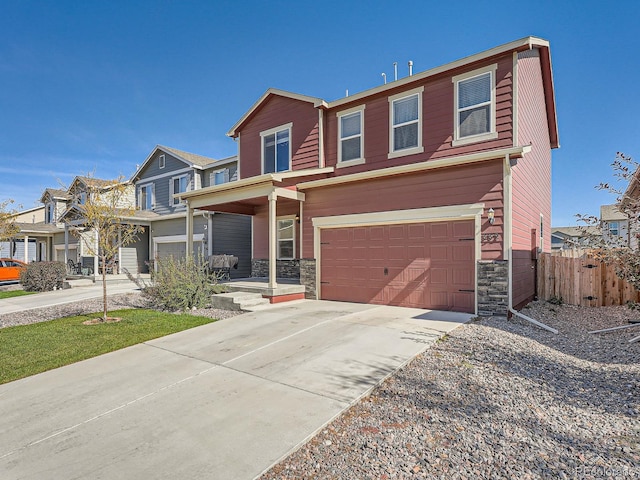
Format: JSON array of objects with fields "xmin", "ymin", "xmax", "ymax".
[
  {"xmin": 318, "ymin": 108, "xmax": 325, "ymax": 168},
  {"xmin": 504, "ymin": 154, "xmax": 558, "ymax": 334}
]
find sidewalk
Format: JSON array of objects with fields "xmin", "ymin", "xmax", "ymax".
[{"xmin": 0, "ymin": 283, "xmax": 141, "ymax": 315}]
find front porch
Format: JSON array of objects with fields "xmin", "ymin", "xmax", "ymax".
[{"xmin": 222, "ymin": 277, "xmax": 306, "ymax": 303}]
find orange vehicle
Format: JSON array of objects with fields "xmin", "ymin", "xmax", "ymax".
[{"xmin": 0, "ymin": 258, "xmax": 27, "ymax": 282}]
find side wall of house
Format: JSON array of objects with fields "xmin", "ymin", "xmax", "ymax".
[
  {"xmin": 135, "ymin": 152, "xmax": 194, "ymax": 215},
  {"xmin": 238, "ymin": 96, "xmax": 319, "ymax": 178},
  {"xmin": 211, "ymin": 213, "xmax": 252, "ymax": 278},
  {"xmin": 512, "ymin": 48, "xmax": 553, "ymax": 307}
]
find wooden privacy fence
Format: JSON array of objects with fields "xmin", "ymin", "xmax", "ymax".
[{"xmin": 537, "ymin": 253, "xmax": 640, "ymax": 307}]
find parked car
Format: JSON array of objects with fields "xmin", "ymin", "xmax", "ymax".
[{"xmin": 0, "ymin": 258, "xmax": 27, "ymax": 282}]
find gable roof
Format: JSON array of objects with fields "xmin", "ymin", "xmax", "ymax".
[
  {"xmin": 552, "ymin": 226, "xmax": 599, "ymax": 238},
  {"xmin": 226, "ymin": 37, "xmax": 558, "ymax": 149},
  {"xmin": 131, "ymin": 145, "xmax": 218, "ymax": 182},
  {"xmin": 39, "ymin": 188, "xmax": 70, "ymax": 203},
  {"xmin": 600, "ymin": 204, "xmax": 627, "ymax": 221}
]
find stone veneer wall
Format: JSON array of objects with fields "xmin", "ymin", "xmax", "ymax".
[
  {"xmin": 300, "ymin": 258, "xmax": 317, "ymax": 299},
  {"xmin": 477, "ymin": 260, "xmax": 509, "ymax": 318},
  {"xmin": 251, "ymin": 259, "xmax": 300, "ymax": 279}
]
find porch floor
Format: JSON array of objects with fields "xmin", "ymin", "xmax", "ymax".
[{"xmin": 221, "ymin": 277, "xmax": 306, "ymax": 298}]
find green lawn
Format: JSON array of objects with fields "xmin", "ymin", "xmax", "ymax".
[
  {"xmin": 0, "ymin": 309, "xmax": 217, "ymax": 385},
  {"xmin": 0, "ymin": 290, "xmax": 35, "ymax": 300}
]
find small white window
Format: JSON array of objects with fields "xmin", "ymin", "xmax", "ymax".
[
  {"xmin": 211, "ymin": 169, "xmax": 230, "ymax": 185},
  {"xmin": 337, "ymin": 106, "xmax": 365, "ymax": 166},
  {"xmin": 159, "ymin": 154, "xmax": 166, "ymax": 169},
  {"xmin": 388, "ymin": 87, "xmax": 424, "ymax": 159},
  {"xmin": 45, "ymin": 203, "xmax": 55, "ymax": 223},
  {"xmin": 171, "ymin": 175, "xmax": 189, "ymax": 205},
  {"xmin": 277, "ymin": 218, "xmax": 295, "ymax": 260},
  {"xmin": 261, "ymin": 123, "xmax": 292, "ymax": 174},
  {"xmin": 453, "ymin": 64, "xmax": 498, "ymax": 146},
  {"xmin": 139, "ymin": 184, "xmax": 154, "ymax": 210},
  {"xmin": 609, "ymin": 221, "xmax": 620, "ymax": 236}
]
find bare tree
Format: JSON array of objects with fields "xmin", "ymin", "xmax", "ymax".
[
  {"xmin": 0, "ymin": 199, "xmax": 20, "ymax": 245},
  {"xmin": 67, "ymin": 176, "xmax": 143, "ymax": 322},
  {"xmin": 577, "ymin": 152, "xmax": 640, "ymax": 290}
]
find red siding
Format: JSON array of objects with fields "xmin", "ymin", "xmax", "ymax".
[
  {"xmin": 252, "ymin": 201, "xmax": 300, "ymax": 259},
  {"xmin": 239, "ymin": 95, "xmax": 319, "ymax": 179},
  {"xmin": 324, "ymin": 55, "xmax": 514, "ymax": 175},
  {"xmin": 512, "ymin": 48, "xmax": 553, "ymax": 307},
  {"xmin": 302, "ymin": 160, "xmax": 504, "ymax": 259}
]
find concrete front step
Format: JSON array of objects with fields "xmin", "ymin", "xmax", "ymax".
[{"xmin": 210, "ymin": 292, "xmax": 270, "ymax": 311}]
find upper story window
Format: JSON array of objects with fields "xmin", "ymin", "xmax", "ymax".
[
  {"xmin": 453, "ymin": 64, "xmax": 498, "ymax": 146},
  {"xmin": 171, "ymin": 174, "xmax": 189, "ymax": 205},
  {"xmin": 138, "ymin": 184, "xmax": 154, "ymax": 210},
  {"xmin": 211, "ymin": 168, "xmax": 230, "ymax": 185},
  {"xmin": 388, "ymin": 87, "xmax": 424, "ymax": 159},
  {"xmin": 159, "ymin": 154, "xmax": 166, "ymax": 169},
  {"xmin": 261, "ymin": 123, "xmax": 292, "ymax": 174},
  {"xmin": 75, "ymin": 191, "xmax": 87, "ymax": 205},
  {"xmin": 608, "ymin": 221, "xmax": 620, "ymax": 236},
  {"xmin": 337, "ymin": 106, "xmax": 365, "ymax": 166},
  {"xmin": 45, "ymin": 203, "xmax": 55, "ymax": 223},
  {"xmin": 277, "ymin": 217, "xmax": 295, "ymax": 260}
]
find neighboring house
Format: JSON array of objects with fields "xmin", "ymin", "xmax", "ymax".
[
  {"xmin": 130, "ymin": 145, "xmax": 251, "ymax": 278},
  {"xmin": 600, "ymin": 204, "xmax": 630, "ymax": 246},
  {"xmin": 179, "ymin": 36, "xmax": 559, "ymax": 316},
  {"xmin": 551, "ymin": 226, "xmax": 598, "ymax": 251}
]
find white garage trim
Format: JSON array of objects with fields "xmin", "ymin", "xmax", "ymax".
[{"xmin": 312, "ymin": 204, "xmax": 484, "ymax": 314}]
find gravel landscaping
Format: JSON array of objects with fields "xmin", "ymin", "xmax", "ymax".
[
  {"xmin": 261, "ymin": 301, "xmax": 640, "ymax": 480},
  {"xmin": 0, "ymin": 291, "xmax": 242, "ymax": 329}
]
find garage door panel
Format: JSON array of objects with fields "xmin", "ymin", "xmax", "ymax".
[{"xmin": 320, "ymin": 219, "xmax": 475, "ymax": 313}]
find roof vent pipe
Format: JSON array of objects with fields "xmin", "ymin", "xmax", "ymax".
[
  {"xmin": 381, "ymin": 72, "xmax": 386, "ymax": 84},
  {"xmin": 393, "ymin": 62, "xmax": 398, "ymax": 81},
  {"xmin": 345, "ymin": 89, "xmax": 349, "ymax": 97},
  {"xmin": 408, "ymin": 60, "xmax": 413, "ymax": 76}
]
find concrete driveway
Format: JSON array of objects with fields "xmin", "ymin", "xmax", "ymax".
[{"xmin": 0, "ymin": 300, "xmax": 471, "ymax": 479}]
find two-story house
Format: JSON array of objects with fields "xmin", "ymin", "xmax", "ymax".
[
  {"xmin": 179, "ymin": 36, "xmax": 559, "ymax": 317},
  {"xmin": 130, "ymin": 145, "xmax": 251, "ymax": 278}
]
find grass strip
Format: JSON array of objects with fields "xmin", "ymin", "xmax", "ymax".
[
  {"xmin": 0, "ymin": 309, "xmax": 216, "ymax": 385},
  {"xmin": 0, "ymin": 290, "xmax": 36, "ymax": 300}
]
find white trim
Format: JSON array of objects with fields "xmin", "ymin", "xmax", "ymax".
[
  {"xmin": 138, "ymin": 183, "xmax": 155, "ymax": 210},
  {"xmin": 134, "ymin": 166, "xmax": 193, "ymax": 185},
  {"xmin": 159, "ymin": 154, "xmax": 166, "ymax": 169},
  {"xmin": 260, "ymin": 122, "xmax": 293, "ymax": 174},
  {"xmin": 337, "ymin": 105, "xmax": 365, "ymax": 165},
  {"xmin": 318, "ymin": 109, "xmax": 325, "ymax": 168},
  {"xmin": 210, "ymin": 168, "xmax": 231, "ymax": 186},
  {"xmin": 152, "ymin": 234, "xmax": 204, "ymax": 244},
  {"xmin": 452, "ymin": 64, "xmax": 497, "ymax": 146},
  {"xmin": 388, "ymin": 86, "xmax": 424, "ymax": 159},
  {"xmin": 170, "ymin": 173, "xmax": 191, "ymax": 205},
  {"xmin": 312, "ymin": 204, "xmax": 483, "ymax": 311},
  {"xmin": 299, "ymin": 145, "xmax": 530, "ymax": 190}
]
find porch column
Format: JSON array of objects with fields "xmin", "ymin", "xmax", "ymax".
[
  {"xmin": 64, "ymin": 224, "xmax": 69, "ymax": 264},
  {"xmin": 23, "ymin": 235, "xmax": 29, "ymax": 263},
  {"xmin": 185, "ymin": 201, "xmax": 194, "ymax": 258},
  {"xmin": 268, "ymin": 192, "xmax": 278, "ymax": 289}
]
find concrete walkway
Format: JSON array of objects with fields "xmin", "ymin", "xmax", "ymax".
[
  {"xmin": 0, "ymin": 283, "xmax": 140, "ymax": 315},
  {"xmin": 0, "ymin": 300, "xmax": 471, "ymax": 479}
]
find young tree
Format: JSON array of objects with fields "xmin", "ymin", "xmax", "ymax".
[
  {"xmin": 67, "ymin": 176, "xmax": 143, "ymax": 322},
  {"xmin": 0, "ymin": 199, "xmax": 20, "ymax": 243},
  {"xmin": 577, "ymin": 152, "xmax": 640, "ymax": 290}
]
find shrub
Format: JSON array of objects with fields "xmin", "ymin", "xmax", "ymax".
[
  {"xmin": 20, "ymin": 261, "xmax": 66, "ymax": 292},
  {"xmin": 139, "ymin": 255, "xmax": 225, "ymax": 311}
]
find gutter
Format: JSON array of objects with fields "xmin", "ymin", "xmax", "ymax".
[{"xmin": 504, "ymin": 153, "xmax": 558, "ymax": 334}]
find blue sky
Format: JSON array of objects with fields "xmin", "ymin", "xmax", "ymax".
[{"xmin": 2, "ymin": 0, "xmax": 639, "ymax": 226}]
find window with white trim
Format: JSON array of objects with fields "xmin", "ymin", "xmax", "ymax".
[
  {"xmin": 171, "ymin": 174, "xmax": 189, "ymax": 205},
  {"xmin": 388, "ymin": 87, "xmax": 423, "ymax": 158},
  {"xmin": 338, "ymin": 107, "xmax": 364, "ymax": 164},
  {"xmin": 261, "ymin": 124, "xmax": 291, "ymax": 173},
  {"xmin": 211, "ymin": 168, "xmax": 230, "ymax": 185},
  {"xmin": 139, "ymin": 184, "xmax": 154, "ymax": 210},
  {"xmin": 453, "ymin": 65, "xmax": 497, "ymax": 145},
  {"xmin": 277, "ymin": 217, "xmax": 295, "ymax": 260},
  {"xmin": 45, "ymin": 203, "xmax": 55, "ymax": 223},
  {"xmin": 609, "ymin": 221, "xmax": 620, "ymax": 236},
  {"xmin": 159, "ymin": 154, "xmax": 165, "ymax": 169}
]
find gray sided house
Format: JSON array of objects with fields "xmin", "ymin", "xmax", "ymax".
[{"xmin": 131, "ymin": 145, "xmax": 250, "ymax": 278}]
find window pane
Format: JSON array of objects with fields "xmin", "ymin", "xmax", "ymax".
[
  {"xmin": 393, "ymin": 95, "xmax": 418, "ymax": 125},
  {"xmin": 214, "ymin": 171, "xmax": 227, "ymax": 185},
  {"xmin": 341, "ymin": 137, "xmax": 361, "ymax": 161},
  {"xmin": 341, "ymin": 112, "xmax": 361, "ymax": 138},
  {"xmin": 264, "ymin": 134, "xmax": 276, "ymax": 173},
  {"xmin": 278, "ymin": 219, "xmax": 294, "ymax": 240},
  {"xmin": 278, "ymin": 240, "xmax": 294, "ymax": 259},
  {"xmin": 394, "ymin": 123, "xmax": 418, "ymax": 150},
  {"xmin": 459, "ymin": 73, "xmax": 491, "ymax": 108},
  {"xmin": 276, "ymin": 132, "xmax": 289, "ymax": 172},
  {"xmin": 459, "ymin": 105, "xmax": 490, "ymax": 137}
]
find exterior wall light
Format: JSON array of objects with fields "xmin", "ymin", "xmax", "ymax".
[{"xmin": 488, "ymin": 208, "xmax": 495, "ymax": 225}]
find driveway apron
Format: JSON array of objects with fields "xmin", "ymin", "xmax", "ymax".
[{"xmin": 0, "ymin": 300, "xmax": 471, "ymax": 480}]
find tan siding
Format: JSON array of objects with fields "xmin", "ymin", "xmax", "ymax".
[{"xmin": 512, "ymin": 48, "xmax": 553, "ymax": 307}]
